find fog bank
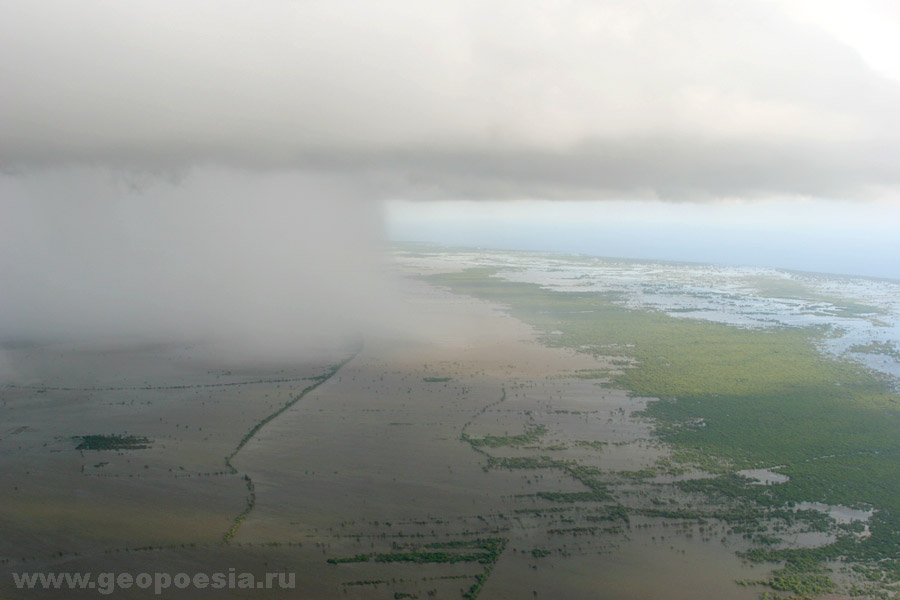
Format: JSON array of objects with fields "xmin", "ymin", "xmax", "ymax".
[{"xmin": 0, "ymin": 167, "xmax": 393, "ymax": 357}]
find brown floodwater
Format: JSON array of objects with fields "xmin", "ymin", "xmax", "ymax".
[{"xmin": 1, "ymin": 275, "xmax": 780, "ymax": 599}]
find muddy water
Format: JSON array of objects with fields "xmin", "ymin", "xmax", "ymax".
[
  {"xmin": 487, "ymin": 535, "xmax": 769, "ymax": 600},
  {"xmin": 1, "ymin": 275, "xmax": 777, "ymax": 599},
  {"xmin": 230, "ymin": 277, "xmax": 776, "ymax": 599}
]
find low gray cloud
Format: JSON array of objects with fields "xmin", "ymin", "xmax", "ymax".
[{"xmin": 2, "ymin": 0, "xmax": 900, "ymax": 199}]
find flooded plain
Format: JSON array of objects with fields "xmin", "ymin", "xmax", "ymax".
[
  {"xmin": 398, "ymin": 247, "xmax": 900, "ymax": 381},
  {"xmin": 1, "ymin": 259, "xmax": 819, "ymax": 599}
]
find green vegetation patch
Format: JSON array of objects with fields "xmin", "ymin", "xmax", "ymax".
[
  {"xmin": 328, "ymin": 538, "xmax": 506, "ymax": 566},
  {"xmin": 537, "ymin": 490, "xmax": 611, "ymax": 503},
  {"xmin": 463, "ymin": 424, "xmax": 548, "ymax": 448},
  {"xmin": 587, "ymin": 504, "xmax": 630, "ymax": 523},
  {"xmin": 342, "ymin": 579, "xmax": 386, "ymax": 587},
  {"xmin": 849, "ymin": 340, "xmax": 900, "ymax": 360},
  {"xmin": 487, "ymin": 455, "xmax": 559, "ymax": 470},
  {"xmin": 574, "ymin": 440, "xmax": 607, "ymax": 450},
  {"xmin": 75, "ymin": 434, "xmax": 151, "ymax": 451}
]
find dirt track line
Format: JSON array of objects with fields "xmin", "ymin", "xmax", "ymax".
[{"xmin": 222, "ymin": 346, "xmax": 361, "ymax": 542}]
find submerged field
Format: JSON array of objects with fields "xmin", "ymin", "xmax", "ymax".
[
  {"xmin": 2, "ymin": 246, "xmax": 898, "ymax": 599},
  {"xmin": 416, "ymin": 248, "xmax": 900, "ymax": 598}
]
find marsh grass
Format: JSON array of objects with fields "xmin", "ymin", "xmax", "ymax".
[{"xmin": 427, "ymin": 267, "xmax": 900, "ymax": 588}]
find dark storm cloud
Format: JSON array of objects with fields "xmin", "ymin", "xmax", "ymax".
[{"xmin": 2, "ymin": 0, "xmax": 900, "ymax": 199}]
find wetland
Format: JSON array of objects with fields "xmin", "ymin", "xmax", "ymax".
[{"xmin": 2, "ymin": 244, "xmax": 899, "ymax": 599}]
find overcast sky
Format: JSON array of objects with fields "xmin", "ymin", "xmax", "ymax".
[
  {"xmin": 2, "ymin": 0, "xmax": 899, "ymax": 345},
  {"xmin": 3, "ymin": 0, "xmax": 900, "ymax": 198}
]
